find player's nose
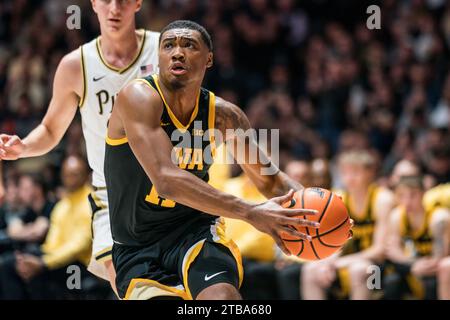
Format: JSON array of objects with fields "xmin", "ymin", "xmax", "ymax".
[
  {"xmin": 110, "ymin": 0, "xmax": 121, "ymax": 15},
  {"xmin": 172, "ymin": 47, "xmax": 185, "ymax": 61}
]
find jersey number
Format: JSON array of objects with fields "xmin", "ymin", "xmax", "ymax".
[{"xmin": 145, "ymin": 185, "xmax": 176, "ymax": 208}]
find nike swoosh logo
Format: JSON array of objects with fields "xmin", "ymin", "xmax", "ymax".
[
  {"xmin": 160, "ymin": 122, "xmax": 170, "ymax": 126},
  {"xmin": 204, "ymin": 271, "xmax": 227, "ymax": 281},
  {"xmin": 93, "ymin": 75, "xmax": 106, "ymax": 82}
]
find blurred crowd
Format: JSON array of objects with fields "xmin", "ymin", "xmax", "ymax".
[{"xmin": 0, "ymin": 0, "xmax": 449, "ymax": 299}]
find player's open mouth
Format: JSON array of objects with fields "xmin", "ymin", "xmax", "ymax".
[
  {"xmin": 170, "ymin": 64, "xmax": 187, "ymax": 75},
  {"xmin": 108, "ymin": 18, "xmax": 121, "ymax": 23}
]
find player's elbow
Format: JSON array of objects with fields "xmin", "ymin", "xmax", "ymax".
[{"xmin": 151, "ymin": 167, "xmax": 179, "ymax": 200}]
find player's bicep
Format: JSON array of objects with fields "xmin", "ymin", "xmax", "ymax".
[
  {"xmin": 115, "ymin": 82, "xmax": 177, "ymax": 184},
  {"xmin": 41, "ymin": 52, "xmax": 81, "ymax": 139}
]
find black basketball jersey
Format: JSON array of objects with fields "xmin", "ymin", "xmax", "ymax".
[
  {"xmin": 400, "ymin": 207, "xmax": 436, "ymax": 258},
  {"xmin": 105, "ymin": 74, "xmax": 217, "ymax": 247},
  {"xmin": 340, "ymin": 184, "xmax": 380, "ymax": 255}
]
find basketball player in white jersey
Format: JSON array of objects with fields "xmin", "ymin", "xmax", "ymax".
[{"xmin": 0, "ymin": 0, "xmax": 159, "ymax": 294}]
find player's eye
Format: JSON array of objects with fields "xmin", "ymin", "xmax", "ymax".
[
  {"xmin": 164, "ymin": 42, "xmax": 173, "ymax": 49},
  {"xmin": 185, "ymin": 41, "xmax": 194, "ymax": 49}
]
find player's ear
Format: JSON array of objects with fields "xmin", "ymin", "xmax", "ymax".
[
  {"xmin": 206, "ymin": 52, "xmax": 213, "ymax": 69},
  {"xmin": 135, "ymin": 0, "xmax": 143, "ymax": 12},
  {"xmin": 91, "ymin": 0, "xmax": 98, "ymax": 13}
]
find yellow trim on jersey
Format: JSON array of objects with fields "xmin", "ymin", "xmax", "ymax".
[
  {"xmin": 106, "ymin": 136, "xmax": 128, "ymax": 146},
  {"xmin": 124, "ymin": 278, "xmax": 189, "ymax": 300},
  {"xmin": 400, "ymin": 207, "xmax": 429, "ymax": 240},
  {"xmin": 337, "ymin": 267, "xmax": 351, "ymax": 298},
  {"xmin": 133, "ymin": 78, "xmax": 154, "ymax": 89},
  {"xmin": 346, "ymin": 184, "xmax": 378, "ymax": 222},
  {"xmin": 96, "ymin": 254, "xmax": 112, "ymax": 263},
  {"xmin": 181, "ymin": 220, "xmax": 244, "ymax": 300},
  {"xmin": 208, "ymin": 91, "xmax": 216, "ymax": 158},
  {"xmin": 218, "ymin": 238, "xmax": 244, "ymax": 288},
  {"xmin": 212, "ymin": 218, "xmax": 244, "ymax": 288},
  {"xmin": 96, "ymin": 29, "xmax": 147, "ymax": 74},
  {"xmin": 152, "ymin": 74, "xmax": 200, "ymax": 131},
  {"xmin": 79, "ymin": 46, "xmax": 87, "ymax": 108},
  {"xmin": 406, "ymin": 274, "xmax": 425, "ymax": 299},
  {"xmin": 182, "ymin": 239, "xmax": 205, "ymax": 299},
  {"xmin": 90, "ymin": 191, "xmax": 107, "ymax": 210},
  {"xmin": 399, "ymin": 207, "xmax": 407, "ymax": 236}
]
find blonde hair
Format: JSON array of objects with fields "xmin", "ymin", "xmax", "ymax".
[{"xmin": 337, "ymin": 149, "xmax": 377, "ymax": 169}]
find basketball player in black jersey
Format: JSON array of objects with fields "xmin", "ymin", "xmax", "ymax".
[{"xmin": 105, "ymin": 20, "xmax": 319, "ymax": 300}]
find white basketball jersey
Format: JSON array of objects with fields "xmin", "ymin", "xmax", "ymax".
[{"xmin": 79, "ymin": 29, "xmax": 159, "ymax": 187}]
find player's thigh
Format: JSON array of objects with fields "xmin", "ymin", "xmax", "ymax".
[
  {"xmin": 113, "ymin": 244, "xmax": 187, "ymax": 300},
  {"xmin": 185, "ymin": 240, "xmax": 242, "ymax": 300},
  {"xmin": 88, "ymin": 190, "xmax": 113, "ymax": 264}
]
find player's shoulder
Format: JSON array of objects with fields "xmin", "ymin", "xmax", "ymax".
[
  {"xmin": 144, "ymin": 29, "xmax": 161, "ymax": 43},
  {"xmin": 117, "ymin": 78, "xmax": 163, "ymax": 113},
  {"xmin": 122, "ymin": 78, "xmax": 159, "ymax": 99},
  {"xmin": 215, "ymin": 96, "xmax": 237, "ymax": 112},
  {"xmin": 144, "ymin": 29, "xmax": 161, "ymax": 37},
  {"xmin": 215, "ymin": 96, "xmax": 244, "ymax": 118},
  {"xmin": 53, "ymin": 48, "xmax": 83, "ymax": 89},
  {"xmin": 59, "ymin": 48, "xmax": 82, "ymax": 71},
  {"xmin": 214, "ymin": 96, "xmax": 248, "ymax": 129}
]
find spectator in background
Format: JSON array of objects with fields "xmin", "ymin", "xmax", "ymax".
[
  {"xmin": 0, "ymin": 0, "xmax": 449, "ymax": 300},
  {"xmin": 302, "ymin": 150, "xmax": 396, "ymax": 300},
  {"xmin": 311, "ymin": 158, "xmax": 332, "ymax": 189},
  {"xmin": 430, "ymin": 74, "xmax": 450, "ymax": 129},
  {"xmin": 0, "ymin": 155, "xmax": 93, "ymax": 299},
  {"xmin": 0, "ymin": 175, "xmax": 23, "ymax": 255},
  {"xmin": 284, "ymin": 160, "xmax": 312, "ymax": 187},
  {"xmin": 384, "ymin": 176, "xmax": 450, "ymax": 299},
  {"xmin": 6, "ymin": 173, "xmax": 54, "ymax": 247}
]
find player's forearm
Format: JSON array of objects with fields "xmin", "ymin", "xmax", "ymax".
[
  {"xmin": 359, "ymin": 245, "xmax": 384, "ymax": 261},
  {"xmin": 21, "ymin": 124, "xmax": 61, "ymax": 158},
  {"xmin": 157, "ymin": 168, "xmax": 255, "ymax": 222}
]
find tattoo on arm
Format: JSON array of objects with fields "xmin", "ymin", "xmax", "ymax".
[
  {"xmin": 215, "ymin": 98, "xmax": 303, "ymax": 198},
  {"xmin": 215, "ymin": 97, "xmax": 250, "ymax": 138}
]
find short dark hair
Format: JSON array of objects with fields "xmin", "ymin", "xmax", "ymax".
[
  {"xmin": 159, "ymin": 20, "xmax": 213, "ymax": 52},
  {"xmin": 396, "ymin": 175, "xmax": 424, "ymax": 190}
]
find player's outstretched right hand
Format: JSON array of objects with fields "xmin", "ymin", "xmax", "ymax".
[
  {"xmin": 246, "ymin": 189, "xmax": 320, "ymax": 255},
  {"xmin": 0, "ymin": 134, "xmax": 25, "ymax": 160}
]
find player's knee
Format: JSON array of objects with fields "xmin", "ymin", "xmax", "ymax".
[
  {"xmin": 196, "ymin": 282, "xmax": 241, "ymax": 300},
  {"xmin": 438, "ymin": 258, "xmax": 450, "ymax": 280}
]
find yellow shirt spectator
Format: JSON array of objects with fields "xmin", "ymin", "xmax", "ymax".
[
  {"xmin": 223, "ymin": 174, "xmax": 276, "ymax": 262},
  {"xmin": 41, "ymin": 184, "xmax": 93, "ymax": 269}
]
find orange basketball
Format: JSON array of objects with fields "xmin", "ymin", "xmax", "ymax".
[{"xmin": 281, "ymin": 188, "xmax": 352, "ymax": 260}]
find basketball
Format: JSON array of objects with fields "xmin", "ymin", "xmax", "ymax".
[{"xmin": 281, "ymin": 188, "xmax": 352, "ymax": 260}]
